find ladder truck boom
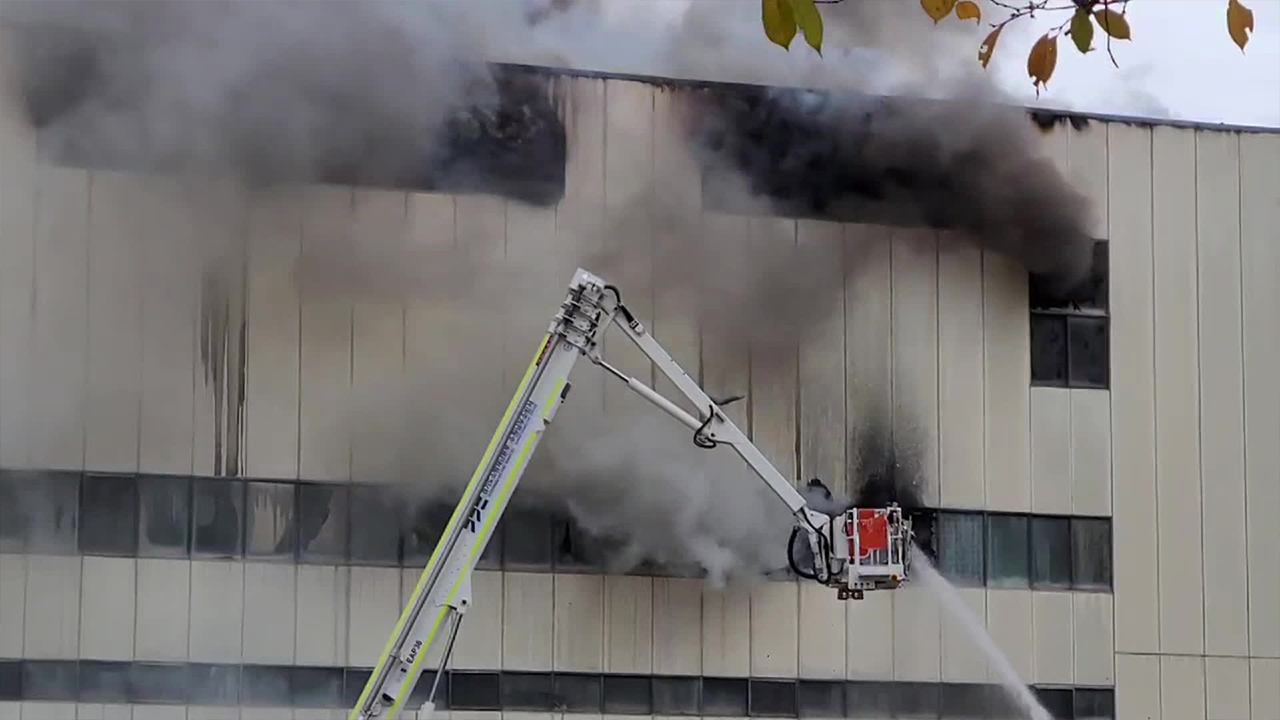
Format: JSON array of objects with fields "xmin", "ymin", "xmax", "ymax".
[{"xmin": 349, "ymin": 268, "xmax": 913, "ymax": 720}]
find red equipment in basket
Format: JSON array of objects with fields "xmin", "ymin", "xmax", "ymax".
[{"xmin": 850, "ymin": 508, "xmax": 890, "ymax": 558}]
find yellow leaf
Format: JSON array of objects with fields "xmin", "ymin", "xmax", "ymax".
[
  {"xmin": 978, "ymin": 25, "xmax": 1002, "ymax": 69},
  {"xmin": 920, "ymin": 0, "xmax": 957, "ymax": 23},
  {"xmin": 1027, "ymin": 32, "xmax": 1058, "ymax": 96},
  {"xmin": 1094, "ymin": 8, "xmax": 1131, "ymax": 40},
  {"xmin": 1227, "ymin": 0, "xmax": 1254, "ymax": 51},
  {"xmin": 789, "ymin": 0, "xmax": 824, "ymax": 54},
  {"xmin": 1070, "ymin": 8, "xmax": 1094, "ymax": 54},
  {"xmin": 955, "ymin": 0, "xmax": 981, "ymax": 22},
  {"xmin": 762, "ymin": 0, "xmax": 798, "ymax": 49}
]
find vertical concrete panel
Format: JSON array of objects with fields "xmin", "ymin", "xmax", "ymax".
[
  {"xmin": 1240, "ymin": 133, "xmax": 1280, "ymax": 659},
  {"xmin": 1070, "ymin": 389, "xmax": 1112, "ymax": 516},
  {"xmin": 1250, "ymin": 659, "xmax": 1280, "ymax": 720},
  {"xmin": 940, "ymin": 586, "xmax": 989, "ymax": 683},
  {"xmin": 131, "ymin": 707, "xmax": 187, "ymax": 720},
  {"xmin": 295, "ymin": 564, "xmax": 348, "ymax": 666},
  {"xmin": 243, "ymin": 190, "xmax": 302, "ymax": 480},
  {"xmin": 23, "ymin": 554, "xmax": 81, "ymax": 658},
  {"xmin": 1107, "ymin": 123, "xmax": 1159, "ymax": 655},
  {"xmin": 347, "ymin": 566, "xmax": 402, "ymax": 668},
  {"xmin": 29, "ymin": 168, "xmax": 90, "ymax": 470},
  {"xmin": 1116, "ymin": 653, "xmax": 1162, "ymax": 720},
  {"xmin": 702, "ymin": 585, "xmax": 750, "ymax": 677},
  {"xmin": 892, "ymin": 587, "xmax": 941, "ymax": 682},
  {"xmin": 798, "ymin": 581, "xmax": 846, "ymax": 679},
  {"xmin": 983, "ymin": 251, "xmax": 1031, "ymax": 512},
  {"xmin": 1030, "ymin": 387, "xmax": 1072, "ymax": 514},
  {"xmin": 844, "ymin": 224, "xmax": 892, "ymax": 501},
  {"xmin": 502, "ymin": 572, "xmax": 553, "ymax": 671},
  {"xmin": 701, "ymin": 213, "xmax": 751, "ymax": 431},
  {"xmin": 652, "ymin": 577, "xmax": 702, "ymax": 676},
  {"xmin": 79, "ymin": 556, "xmax": 136, "ymax": 660},
  {"xmin": 846, "ymin": 585, "xmax": 893, "ymax": 680},
  {"xmin": 936, "ymin": 233, "xmax": 985, "ymax": 509},
  {"xmin": 84, "ymin": 172, "xmax": 143, "ymax": 473},
  {"xmin": 299, "ymin": 186, "xmax": 354, "ymax": 482},
  {"xmin": 20, "ymin": 704, "xmax": 78, "ymax": 720},
  {"xmin": 748, "ymin": 217, "xmax": 798, "ymax": 480},
  {"xmin": 1031, "ymin": 591, "xmax": 1073, "ymax": 685},
  {"xmin": 0, "ymin": 704, "xmax": 17, "ymax": 720},
  {"xmin": 0, "ymin": 554, "xmax": 25, "ymax": 656},
  {"xmin": 1152, "ymin": 126, "xmax": 1205, "ymax": 656},
  {"xmin": 241, "ymin": 562, "xmax": 296, "ymax": 664},
  {"xmin": 1195, "ymin": 129, "xmax": 1250, "ymax": 658},
  {"xmin": 750, "ymin": 581, "xmax": 798, "ymax": 678},
  {"xmin": 349, "ymin": 190, "xmax": 407, "ymax": 484},
  {"xmin": 134, "ymin": 558, "xmax": 190, "ymax": 661},
  {"xmin": 1072, "ymin": 593, "xmax": 1114, "ymax": 685},
  {"xmin": 553, "ymin": 573, "xmax": 604, "ymax": 672},
  {"xmin": 188, "ymin": 708, "xmax": 242, "ymax": 720},
  {"xmin": 1205, "ymin": 657, "xmax": 1251, "ymax": 720},
  {"xmin": 604, "ymin": 575, "xmax": 654, "ymax": 674},
  {"xmin": 502, "ymin": 201, "xmax": 559, "ymax": 400},
  {"xmin": 1066, "ymin": 120, "xmax": 1110, "ymax": 242},
  {"xmin": 601, "ymin": 78, "xmax": 654, "ymax": 412},
  {"xmin": 985, "ymin": 589, "xmax": 1033, "ymax": 684},
  {"xmin": 188, "ymin": 560, "xmax": 243, "ymax": 663},
  {"xmin": 890, "ymin": 229, "xmax": 939, "ymax": 505},
  {"xmin": 1161, "ymin": 655, "xmax": 1206, "ymax": 720},
  {"xmin": 797, "ymin": 220, "xmax": 845, "ymax": 494},
  {"xmin": 451, "ymin": 194, "xmax": 508, "ymax": 423}
]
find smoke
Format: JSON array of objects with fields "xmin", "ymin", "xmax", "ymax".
[{"xmin": 0, "ymin": 0, "xmax": 1094, "ymax": 581}]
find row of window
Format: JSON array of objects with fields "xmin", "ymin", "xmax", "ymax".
[
  {"xmin": 0, "ymin": 661, "xmax": 1113, "ymax": 718},
  {"xmin": 935, "ymin": 511, "xmax": 1112, "ymax": 592},
  {"xmin": 0, "ymin": 470, "xmax": 1113, "ymax": 590}
]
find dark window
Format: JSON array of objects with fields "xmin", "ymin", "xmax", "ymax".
[
  {"xmin": 245, "ymin": 480, "xmax": 297, "ymax": 559},
  {"xmin": 291, "ymin": 666, "xmax": 344, "ymax": 708},
  {"xmin": 703, "ymin": 677, "xmax": 749, "ymax": 717},
  {"xmin": 241, "ymin": 664, "xmax": 292, "ymax": 706},
  {"xmin": 78, "ymin": 660, "xmax": 130, "ymax": 703},
  {"xmin": 0, "ymin": 661, "xmax": 20, "ymax": 700},
  {"xmin": 79, "ymin": 473, "xmax": 139, "ymax": 555},
  {"xmin": 1031, "ymin": 241, "xmax": 1109, "ymax": 312},
  {"xmin": 137, "ymin": 475, "xmax": 191, "ymax": 557},
  {"xmin": 129, "ymin": 662, "xmax": 188, "ymax": 704},
  {"xmin": 342, "ymin": 668, "xmax": 373, "ymax": 709},
  {"xmin": 604, "ymin": 674, "xmax": 653, "ymax": 714},
  {"xmin": 14, "ymin": 470, "xmax": 80, "ymax": 553},
  {"xmin": 502, "ymin": 502, "xmax": 556, "ymax": 570},
  {"xmin": 348, "ymin": 484, "xmax": 402, "ymax": 566},
  {"xmin": 1070, "ymin": 518, "xmax": 1112, "ymax": 590},
  {"xmin": 845, "ymin": 681, "xmax": 895, "ymax": 718},
  {"xmin": 1036, "ymin": 687, "xmax": 1075, "ymax": 719},
  {"xmin": 1074, "ymin": 688, "xmax": 1115, "ymax": 719},
  {"xmin": 556, "ymin": 514, "xmax": 608, "ymax": 572},
  {"xmin": 939, "ymin": 683, "xmax": 996, "ymax": 718},
  {"xmin": 1030, "ymin": 313, "xmax": 1069, "ymax": 386},
  {"xmin": 21, "ymin": 660, "xmax": 77, "ymax": 701},
  {"xmin": 410, "ymin": 670, "xmax": 449, "ymax": 709},
  {"xmin": 297, "ymin": 483, "xmax": 348, "ymax": 563},
  {"xmin": 450, "ymin": 671, "xmax": 501, "ymax": 710},
  {"xmin": 750, "ymin": 679, "xmax": 797, "ymax": 717},
  {"xmin": 797, "ymin": 679, "xmax": 844, "ymax": 717},
  {"xmin": 402, "ymin": 499, "xmax": 452, "ymax": 567},
  {"xmin": 1031, "ymin": 517, "xmax": 1072, "ymax": 589},
  {"xmin": 1067, "ymin": 316, "xmax": 1109, "ymax": 388},
  {"xmin": 937, "ymin": 512, "xmax": 985, "ymax": 586},
  {"xmin": 652, "ymin": 675, "xmax": 701, "ymax": 715},
  {"xmin": 192, "ymin": 478, "xmax": 244, "ymax": 557},
  {"xmin": 891, "ymin": 681, "xmax": 940, "ymax": 718},
  {"xmin": 986, "ymin": 514, "xmax": 1030, "ymax": 588},
  {"xmin": 0, "ymin": 471, "xmax": 24, "ymax": 551},
  {"xmin": 189, "ymin": 663, "xmax": 240, "ymax": 705},
  {"xmin": 553, "ymin": 673, "xmax": 602, "ymax": 713},
  {"xmin": 502, "ymin": 671, "xmax": 556, "ymax": 711}
]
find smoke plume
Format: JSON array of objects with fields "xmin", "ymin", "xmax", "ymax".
[{"xmin": 0, "ymin": 0, "xmax": 1093, "ymax": 580}]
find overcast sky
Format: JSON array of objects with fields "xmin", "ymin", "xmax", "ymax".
[{"xmin": 584, "ymin": 0, "xmax": 1280, "ymax": 128}]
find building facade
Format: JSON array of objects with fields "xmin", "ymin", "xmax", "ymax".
[{"xmin": 0, "ymin": 54, "xmax": 1278, "ymax": 720}]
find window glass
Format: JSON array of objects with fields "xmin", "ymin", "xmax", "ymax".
[
  {"xmin": 189, "ymin": 663, "xmax": 240, "ymax": 705},
  {"xmin": 297, "ymin": 483, "xmax": 348, "ymax": 564},
  {"xmin": 192, "ymin": 478, "xmax": 244, "ymax": 557},
  {"xmin": 602, "ymin": 675, "xmax": 652, "ymax": 715},
  {"xmin": 986, "ymin": 514, "xmax": 1029, "ymax": 588},
  {"xmin": 1030, "ymin": 313, "xmax": 1069, "ymax": 386},
  {"xmin": 80, "ymin": 473, "xmax": 138, "ymax": 556},
  {"xmin": 702, "ymin": 678, "xmax": 748, "ymax": 717},
  {"xmin": 240, "ymin": 664, "xmax": 291, "ymax": 707},
  {"xmin": 750, "ymin": 679, "xmax": 797, "ymax": 718},
  {"xmin": 138, "ymin": 475, "xmax": 191, "ymax": 557},
  {"xmin": 553, "ymin": 673, "xmax": 602, "ymax": 714},
  {"xmin": 502, "ymin": 501, "xmax": 555, "ymax": 571},
  {"xmin": 1071, "ymin": 517, "xmax": 1113, "ymax": 590},
  {"xmin": 291, "ymin": 667, "xmax": 343, "ymax": 708},
  {"xmin": 402, "ymin": 498, "xmax": 451, "ymax": 567},
  {"xmin": 245, "ymin": 481, "xmax": 297, "ymax": 559},
  {"xmin": 652, "ymin": 676, "xmax": 700, "ymax": 716},
  {"xmin": 128, "ymin": 662, "xmax": 188, "ymax": 704},
  {"xmin": 0, "ymin": 471, "xmax": 24, "ymax": 551},
  {"xmin": 797, "ymin": 679, "xmax": 844, "ymax": 718},
  {"xmin": 502, "ymin": 671, "xmax": 556, "ymax": 712},
  {"xmin": 845, "ymin": 681, "xmax": 894, "ymax": 718},
  {"xmin": 16, "ymin": 470, "xmax": 80, "ymax": 554},
  {"xmin": 348, "ymin": 483, "xmax": 402, "ymax": 566},
  {"xmin": 77, "ymin": 660, "xmax": 129, "ymax": 703},
  {"xmin": 1030, "ymin": 516, "xmax": 1072, "ymax": 588},
  {"xmin": 937, "ymin": 512, "xmax": 985, "ymax": 586},
  {"xmin": 1068, "ymin": 316, "xmax": 1109, "ymax": 388},
  {"xmin": 450, "ymin": 671, "xmax": 500, "ymax": 710}
]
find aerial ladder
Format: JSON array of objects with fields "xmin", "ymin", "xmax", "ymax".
[{"xmin": 349, "ymin": 268, "xmax": 914, "ymax": 720}]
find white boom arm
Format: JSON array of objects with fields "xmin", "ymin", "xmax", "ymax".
[{"xmin": 349, "ymin": 268, "xmax": 910, "ymax": 720}]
